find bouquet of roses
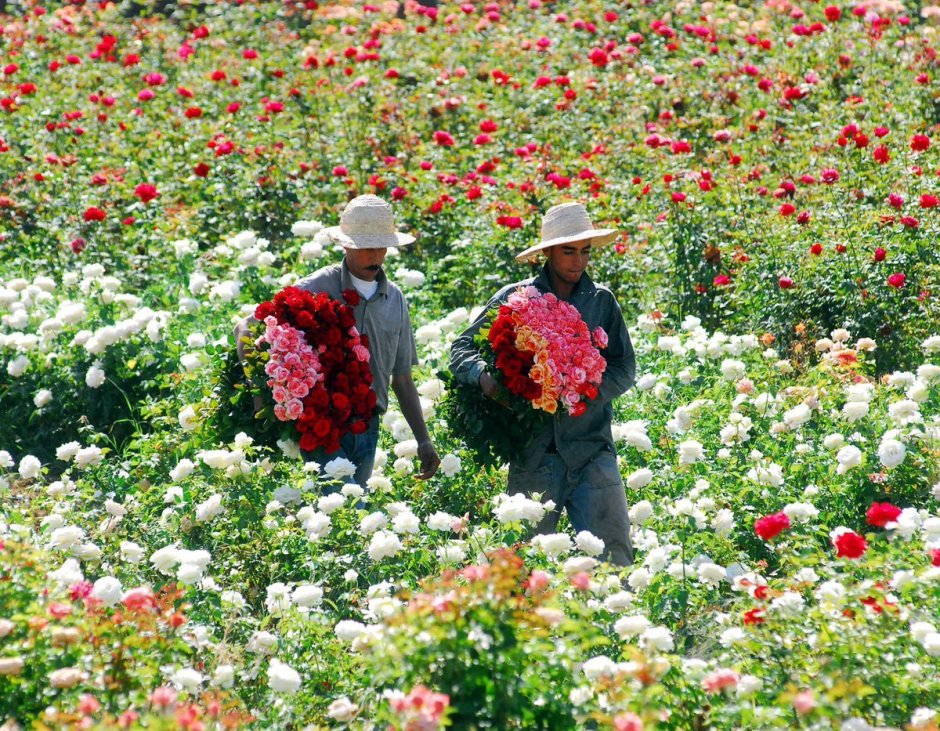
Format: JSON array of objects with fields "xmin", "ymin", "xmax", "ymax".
[
  {"xmin": 226, "ymin": 286, "xmax": 375, "ymax": 455},
  {"xmin": 441, "ymin": 286, "xmax": 608, "ymax": 467}
]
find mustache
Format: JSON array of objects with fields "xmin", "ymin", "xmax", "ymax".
[{"xmin": 366, "ymin": 264, "xmax": 381, "ymax": 271}]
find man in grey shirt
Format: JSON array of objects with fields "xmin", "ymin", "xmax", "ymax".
[
  {"xmin": 237, "ymin": 195, "xmax": 439, "ymax": 486},
  {"xmin": 450, "ymin": 202, "xmax": 635, "ymax": 565}
]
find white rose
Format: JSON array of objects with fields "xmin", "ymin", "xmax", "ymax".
[
  {"xmin": 334, "ymin": 620, "xmax": 367, "ymax": 642},
  {"xmin": 266, "ymin": 659, "xmax": 301, "ymax": 694},
  {"xmin": 639, "ymin": 626, "xmax": 674, "ymax": 652},
  {"xmin": 291, "ymin": 220, "xmax": 323, "ymax": 238},
  {"xmin": 575, "ymin": 531, "xmax": 605, "ymax": 556},
  {"xmin": 18, "ymin": 455, "xmax": 42, "ymax": 480},
  {"xmin": 33, "ymin": 389, "xmax": 53, "ymax": 408},
  {"xmin": 395, "ymin": 268, "xmax": 425, "ymax": 288},
  {"xmin": 324, "ymin": 457, "xmax": 356, "ymax": 480},
  {"xmin": 120, "ymin": 541, "xmax": 144, "ymax": 563},
  {"xmin": 195, "ymin": 494, "xmax": 223, "ymax": 523},
  {"xmin": 532, "ymin": 533, "xmax": 572, "ymax": 559},
  {"xmin": 677, "ymin": 440, "xmax": 704, "ymax": 465},
  {"xmin": 626, "ymin": 468, "xmax": 654, "ymax": 489},
  {"xmin": 878, "ymin": 438, "xmax": 907, "ymax": 469},
  {"xmin": 317, "ymin": 493, "xmax": 345, "ymax": 515},
  {"xmin": 91, "ymin": 576, "xmax": 123, "ymax": 607},
  {"xmin": 367, "ymin": 530, "xmax": 403, "ymax": 561},
  {"xmin": 327, "ymin": 697, "xmax": 359, "ymax": 722},
  {"xmin": 171, "ymin": 668, "xmax": 204, "ymax": 692},
  {"xmin": 614, "ymin": 614, "xmax": 651, "ymax": 638},
  {"xmin": 85, "ymin": 362, "xmax": 106, "ymax": 389},
  {"xmin": 292, "ymin": 585, "xmax": 323, "ymax": 608},
  {"xmin": 439, "ymin": 453, "xmax": 462, "ymax": 477},
  {"xmin": 74, "ymin": 446, "xmax": 103, "ymax": 470},
  {"xmin": 212, "ymin": 664, "xmax": 235, "ymax": 688},
  {"xmin": 178, "ymin": 405, "xmax": 199, "ymax": 431},
  {"xmin": 836, "ymin": 445, "xmax": 863, "ymax": 475},
  {"xmin": 170, "ymin": 459, "xmax": 195, "ymax": 482}
]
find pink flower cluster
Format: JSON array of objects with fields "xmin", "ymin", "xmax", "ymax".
[
  {"xmin": 260, "ymin": 316, "xmax": 322, "ymax": 422},
  {"xmin": 502, "ymin": 286, "xmax": 607, "ymax": 415},
  {"xmin": 389, "ymin": 685, "xmax": 450, "ymax": 730}
]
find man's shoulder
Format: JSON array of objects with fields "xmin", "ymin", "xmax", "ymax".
[{"xmin": 294, "ymin": 263, "xmax": 342, "ymax": 293}]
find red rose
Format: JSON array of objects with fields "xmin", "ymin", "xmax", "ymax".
[
  {"xmin": 742, "ymin": 608, "xmax": 765, "ymax": 625},
  {"xmin": 778, "ymin": 276, "xmax": 794, "ymax": 289},
  {"xmin": 887, "ymin": 272, "xmax": 906, "ymax": 288},
  {"xmin": 754, "ymin": 512, "xmax": 790, "ymax": 541},
  {"xmin": 83, "ymin": 206, "xmax": 106, "ymax": 222},
  {"xmin": 833, "ymin": 530, "xmax": 867, "ymax": 559},
  {"xmin": 254, "ymin": 301, "xmax": 275, "ymax": 321},
  {"xmin": 342, "ymin": 289, "xmax": 360, "ymax": 306},
  {"xmin": 312, "ymin": 419, "xmax": 332, "ymax": 438},
  {"xmin": 873, "ymin": 247, "xmax": 886, "ymax": 262},
  {"xmin": 866, "ymin": 502, "xmax": 901, "ymax": 527},
  {"xmin": 299, "ymin": 433, "xmax": 318, "ymax": 451},
  {"xmin": 910, "ymin": 134, "xmax": 930, "ymax": 152},
  {"xmin": 932, "ymin": 549, "xmax": 940, "ymax": 567},
  {"xmin": 350, "ymin": 420, "xmax": 368, "ymax": 435}
]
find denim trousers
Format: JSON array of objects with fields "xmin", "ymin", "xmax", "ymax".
[
  {"xmin": 306, "ymin": 415, "xmax": 380, "ymax": 490},
  {"xmin": 507, "ymin": 448, "xmax": 634, "ymax": 567}
]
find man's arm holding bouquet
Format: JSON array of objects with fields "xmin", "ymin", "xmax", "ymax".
[
  {"xmin": 595, "ymin": 293, "xmax": 636, "ymax": 405},
  {"xmin": 449, "ymin": 289, "xmax": 509, "ymax": 399}
]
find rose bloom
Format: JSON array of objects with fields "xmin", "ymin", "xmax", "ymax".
[
  {"xmin": 832, "ymin": 528, "xmax": 867, "ymax": 559},
  {"xmin": 866, "ymin": 501, "xmax": 902, "ymax": 527},
  {"xmin": 754, "ymin": 511, "xmax": 790, "ymax": 541}
]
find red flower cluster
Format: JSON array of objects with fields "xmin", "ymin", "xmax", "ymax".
[
  {"xmin": 488, "ymin": 307, "xmax": 542, "ymax": 402},
  {"xmin": 832, "ymin": 529, "xmax": 867, "ymax": 559},
  {"xmin": 253, "ymin": 287, "xmax": 375, "ymax": 453},
  {"xmin": 865, "ymin": 501, "xmax": 901, "ymax": 527},
  {"xmin": 754, "ymin": 511, "xmax": 790, "ymax": 541}
]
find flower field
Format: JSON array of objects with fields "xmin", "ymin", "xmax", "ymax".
[{"xmin": 1, "ymin": 0, "xmax": 940, "ymax": 729}]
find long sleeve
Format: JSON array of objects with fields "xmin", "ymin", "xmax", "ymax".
[
  {"xmin": 595, "ymin": 292, "xmax": 636, "ymax": 405},
  {"xmin": 449, "ymin": 288, "xmax": 510, "ymax": 387}
]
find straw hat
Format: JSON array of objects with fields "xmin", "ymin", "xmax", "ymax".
[
  {"xmin": 514, "ymin": 202, "xmax": 617, "ymax": 263},
  {"xmin": 323, "ymin": 194, "xmax": 416, "ymax": 249}
]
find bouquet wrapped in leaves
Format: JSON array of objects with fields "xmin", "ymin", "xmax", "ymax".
[
  {"xmin": 441, "ymin": 286, "xmax": 608, "ymax": 467},
  {"xmin": 218, "ymin": 286, "xmax": 375, "ymax": 455}
]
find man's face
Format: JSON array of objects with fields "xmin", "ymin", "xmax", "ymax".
[
  {"xmin": 545, "ymin": 241, "xmax": 592, "ymax": 286},
  {"xmin": 345, "ymin": 247, "xmax": 387, "ymax": 281}
]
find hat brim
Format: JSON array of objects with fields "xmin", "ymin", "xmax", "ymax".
[
  {"xmin": 324, "ymin": 225, "xmax": 415, "ymax": 249},
  {"xmin": 514, "ymin": 228, "xmax": 618, "ymax": 263}
]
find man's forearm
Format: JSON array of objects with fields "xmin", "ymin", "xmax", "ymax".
[{"xmin": 392, "ymin": 374, "xmax": 432, "ymax": 444}]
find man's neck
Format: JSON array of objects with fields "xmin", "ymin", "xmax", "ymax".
[{"xmin": 546, "ymin": 268, "xmax": 579, "ymax": 300}]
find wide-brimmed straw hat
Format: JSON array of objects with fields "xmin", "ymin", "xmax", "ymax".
[
  {"xmin": 323, "ymin": 194, "xmax": 416, "ymax": 249},
  {"xmin": 514, "ymin": 202, "xmax": 617, "ymax": 263}
]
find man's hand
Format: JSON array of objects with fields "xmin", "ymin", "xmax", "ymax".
[
  {"xmin": 480, "ymin": 371, "xmax": 500, "ymax": 399},
  {"xmin": 416, "ymin": 440, "xmax": 440, "ymax": 480}
]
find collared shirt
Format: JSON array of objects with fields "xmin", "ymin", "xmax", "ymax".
[
  {"xmin": 450, "ymin": 263, "xmax": 636, "ymax": 472},
  {"xmin": 295, "ymin": 259, "xmax": 418, "ymax": 414}
]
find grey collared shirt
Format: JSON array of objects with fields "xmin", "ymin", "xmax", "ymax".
[
  {"xmin": 450, "ymin": 264, "xmax": 636, "ymax": 472},
  {"xmin": 295, "ymin": 259, "xmax": 418, "ymax": 414}
]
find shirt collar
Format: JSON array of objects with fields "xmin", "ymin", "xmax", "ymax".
[
  {"xmin": 341, "ymin": 257, "xmax": 389, "ymax": 299},
  {"xmin": 533, "ymin": 262, "xmax": 596, "ymax": 299}
]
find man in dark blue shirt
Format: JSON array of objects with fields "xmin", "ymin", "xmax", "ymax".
[{"xmin": 450, "ymin": 202, "xmax": 635, "ymax": 566}]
